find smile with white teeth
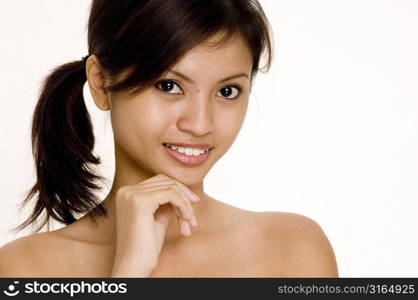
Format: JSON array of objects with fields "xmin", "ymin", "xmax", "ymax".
[{"xmin": 163, "ymin": 143, "xmax": 209, "ymax": 156}]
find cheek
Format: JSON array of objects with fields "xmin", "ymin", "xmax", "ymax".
[
  {"xmin": 110, "ymin": 99, "xmax": 172, "ymax": 151},
  {"xmin": 215, "ymin": 106, "xmax": 247, "ymax": 147},
  {"xmin": 109, "ymin": 103, "xmax": 146, "ymax": 147},
  {"xmin": 110, "ymin": 106, "xmax": 137, "ymax": 143}
]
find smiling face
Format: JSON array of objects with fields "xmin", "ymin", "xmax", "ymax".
[{"xmin": 88, "ymin": 33, "xmax": 253, "ymax": 187}]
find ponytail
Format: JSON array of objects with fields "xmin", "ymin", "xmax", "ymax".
[{"xmin": 15, "ymin": 58, "xmax": 107, "ymax": 233}]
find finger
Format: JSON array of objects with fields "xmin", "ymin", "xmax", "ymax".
[
  {"xmin": 153, "ymin": 187, "xmax": 194, "ymax": 220},
  {"xmin": 135, "ymin": 186, "xmax": 196, "ymax": 235},
  {"xmin": 132, "ymin": 172, "xmax": 175, "ymax": 186},
  {"xmin": 154, "ymin": 203, "xmax": 191, "ymax": 236},
  {"xmin": 174, "ymin": 180, "xmax": 200, "ymax": 202},
  {"xmin": 136, "ymin": 177, "xmax": 200, "ymax": 204},
  {"xmin": 125, "ymin": 186, "xmax": 190, "ymax": 223},
  {"xmin": 134, "ymin": 178, "xmax": 174, "ymax": 188},
  {"xmin": 164, "ymin": 204, "xmax": 194, "ymax": 234},
  {"xmin": 171, "ymin": 204, "xmax": 191, "ymax": 225},
  {"xmin": 170, "ymin": 203, "xmax": 196, "ymax": 232},
  {"xmin": 139, "ymin": 185, "xmax": 195, "ymax": 221},
  {"xmin": 179, "ymin": 218, "xmax": 192, "ymax": 236},
  {"xmin": 140, "ymin": 179, "xmax": 200, "ymax": 204},
  {"xmin": 171, "ymin": 184, "xmax": 196, "ymax": 219}
]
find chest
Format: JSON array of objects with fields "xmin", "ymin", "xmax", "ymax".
[
  {"xmin": 72, "ymin": 230, "xmax": 268, "ymax": 277},
  {"xmin": 149, "ymin": 229, "xmax": 272, "ymax": 277},
  {"xmin": 43, "ymin": 218, "xmax": 284, "ymax": 277}
]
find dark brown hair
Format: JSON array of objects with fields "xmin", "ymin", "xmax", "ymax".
[{"xmin": 15, "ymin": 0, "xmax": 273, "ymax": 233}]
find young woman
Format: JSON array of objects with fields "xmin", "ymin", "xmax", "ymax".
[{"xmin": 0, "ymin": 0, "xmax": 338, "ymax": 277}]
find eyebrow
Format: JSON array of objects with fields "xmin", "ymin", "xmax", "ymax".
[{"xmin": 166, "ymin": 70, "xmax": 249, "ymax": 84}]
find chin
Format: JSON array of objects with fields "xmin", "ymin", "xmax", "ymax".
[{"xmin": 168, "ymin": 168, "xmax": 208, "ymax": 186}]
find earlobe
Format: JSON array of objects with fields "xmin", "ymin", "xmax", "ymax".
[{"xmin": 85, "ymin": 55, "xmax": 111, "ymax": 111}]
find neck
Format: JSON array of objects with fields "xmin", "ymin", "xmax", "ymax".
[{"xmin": 81, "ymin": 166, "xmax": 213, "ymax": 246}]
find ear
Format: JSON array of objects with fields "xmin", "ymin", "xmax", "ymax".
[{"xmin": 85, "ymin": 55, "xmax": 111, "ymax": 111}]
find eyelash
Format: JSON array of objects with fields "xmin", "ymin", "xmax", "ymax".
[{"xmin": 154, "ymin": 79, "xmax": 242, "ymax": 100}]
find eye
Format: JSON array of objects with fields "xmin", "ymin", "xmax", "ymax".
[
  {"xmin": 155, "ymin": 80, "xmax": 183, "ymax": 94},
  {"xmin": 217, "ymin": 85, "xmax": 242, "ymax": 100}
]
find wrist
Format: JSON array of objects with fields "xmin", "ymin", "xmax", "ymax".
[{"xmin": 110, "ymin": 263, "xmax": 153, "ymax": 278}]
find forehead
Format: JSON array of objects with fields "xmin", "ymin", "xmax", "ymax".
[{"xmin": 171, "ymin": 33, "xmax": 253, "ymax": 75}]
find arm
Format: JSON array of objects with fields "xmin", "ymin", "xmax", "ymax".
[{"xmin": 110, "ymin": 258, "xmax": 153, "ymax": 277}]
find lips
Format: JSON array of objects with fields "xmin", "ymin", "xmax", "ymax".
[
  {"xmin": 162, "ymin": 143, "xmax": 213, "ymax": 166},
  {"xmin": 162, "ymin": 142, "xmax": 214, "ymax": 150}
]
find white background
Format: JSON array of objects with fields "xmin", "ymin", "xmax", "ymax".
[{"xmin": 0, "ymin": 0, "xmax": 417, "ymax": 277}]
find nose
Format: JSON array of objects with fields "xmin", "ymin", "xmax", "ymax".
[{"xmin": 177, "ymin": 94, "xmax": 213, "ymax": 137}]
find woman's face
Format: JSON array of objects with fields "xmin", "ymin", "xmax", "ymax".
[{"xmin": 95, "ymin": 34, "xmax": 253, "ymax": 186}]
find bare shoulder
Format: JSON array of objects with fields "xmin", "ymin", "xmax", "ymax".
[
  {"xmin": 253, "ymin": 211, "xmax": 339, "ymax": 277},
  {"xmin": 0, "ymin": 228, "xmax": 112, "ymax": 278},
  {"xmin": 0, "ymin": 231, "xmax": 62, "ymax": 277}
]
